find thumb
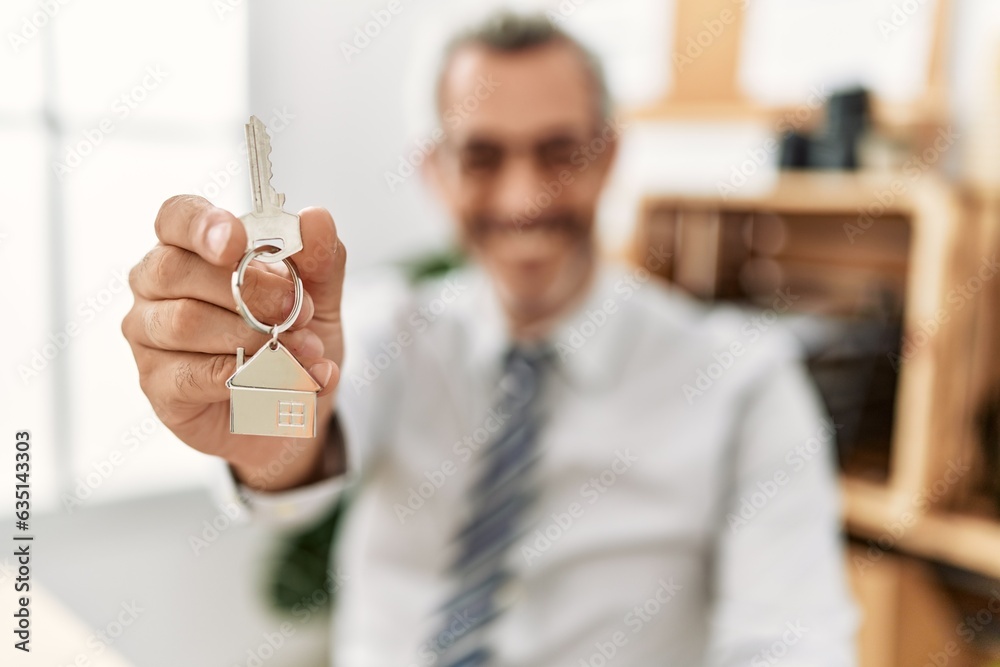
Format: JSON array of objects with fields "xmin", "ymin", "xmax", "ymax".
[{"xmin": 295, "ymin": 207, "xmax": 346, "ymax": 327}]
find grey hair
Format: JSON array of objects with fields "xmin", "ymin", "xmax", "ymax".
[{"xmin": 436, "ymin": 10, "xmax": 612, "ymax": 123}]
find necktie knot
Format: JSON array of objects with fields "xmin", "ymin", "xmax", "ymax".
[{"xmin": 500, "ymin": 343, "xmax": 552, "ymax": 410}]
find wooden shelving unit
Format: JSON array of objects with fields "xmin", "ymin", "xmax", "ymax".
[
  {"xmin": 634, "ymin": 171, "xmax": 975, "ymax": 494},
  {"xmin": 631, "ymin": 171, "xmax": 1000, "ymax": 665},
  {"xmin": 627, "ymin": 1, "xmax": 996, "ymax": 662}
]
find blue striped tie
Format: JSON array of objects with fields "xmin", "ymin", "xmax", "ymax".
[{"xmin": 430, "ymin": 344, "xmax": 552, "ymax": 666}]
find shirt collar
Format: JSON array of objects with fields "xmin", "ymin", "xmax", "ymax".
[{"xmin": 463, "ymin": 260, "xmax": 634, "ymax": 391}]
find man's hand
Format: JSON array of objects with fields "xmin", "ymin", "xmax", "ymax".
[{"xmin": 122, "ymin": 195, "xmax": 347, "ymax": 492}]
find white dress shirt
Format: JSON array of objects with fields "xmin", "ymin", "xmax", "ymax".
[{"xmin": 213, "ymin": 259, "xmax": 858, "ymax": 666}]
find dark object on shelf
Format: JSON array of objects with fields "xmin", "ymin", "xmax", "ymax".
[
  {"xmin": 803, "ymin": 294, "xmax": 903, "ymax": 475},
  {"xmin": 779, "ymin": 87, "xmax": 870, "ymax": 170},
  {"xmin": 975, "ymin": 386, "xmax": 1000, "ymax": 514}
]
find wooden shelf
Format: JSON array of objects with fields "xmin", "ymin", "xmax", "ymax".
[
  {"xmin": 640, "ymin": 170, "xmax": 948, "ymax": 213},
  {"xmin": 842, "ymin": 476, "xmax": 1000, "ymax": 580},
  {"xmin": 626, "ymin": 99, "xmax": 788, "ymax": 123}
]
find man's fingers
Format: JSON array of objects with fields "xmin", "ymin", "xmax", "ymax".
[
  {"xmin": 129, "ymin": 245, "xmax": 315, "ymax": 328},
  {"xmin": 309, "ymin": 360, "xmax": 339, "ymax": 398},
  {"xmin": 153, "ymin": 195, "xmax": 247, "ymax": 266},
  {"xmin": 296, "ymin": 207, "xmax": 346, "ymax": 325},
  {"xmin": 138, "ymin": 350, "xmax": 237, "ymax": 407},
  {"xmin": 126, "ymin": 298, "xmax": 325, "ymax": 357},
  {"xmin": 135, "ymin": 349, "xmax": 339, "ymax": 409}
]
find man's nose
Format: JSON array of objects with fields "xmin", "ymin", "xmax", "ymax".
[{"xmin": 491, "ymin": 154, "xmax": 546, "ymax": 220}]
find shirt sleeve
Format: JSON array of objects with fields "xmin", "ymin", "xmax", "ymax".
[
  {"xmin": 207, "ymin": 453, "xmax": 348, "ymax": 532},
  {"xmin": 705, "ymin": 355, "xmax": 860, "ymax": 667}
]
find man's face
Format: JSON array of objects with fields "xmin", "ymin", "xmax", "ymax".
[{"xmin": 428, "ymin": 41, "xmax": 617, "ymax": 326}]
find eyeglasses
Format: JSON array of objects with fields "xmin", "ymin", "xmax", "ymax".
[{"xmin": 445, "ymin": 131, "xmax": 595, "ymax": 180}]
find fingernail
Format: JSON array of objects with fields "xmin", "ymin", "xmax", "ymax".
[
  {"xmin": 309, "ymin": 361, "xmax": 334, "ymax": 387},
  {"xmin": 206, "ymin": 222, "xmax": 231, "ymax": 260}
]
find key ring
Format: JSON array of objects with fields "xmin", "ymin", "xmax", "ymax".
[{"xmin": 231, "ymin": 246, "xmax": 303, "ymax": 339}]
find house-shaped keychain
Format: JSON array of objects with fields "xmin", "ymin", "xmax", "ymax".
[{"xmin": 226, "ymin": 340, "xmax": 321, "ymax": 438}]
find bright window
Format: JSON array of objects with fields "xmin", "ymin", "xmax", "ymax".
[{"xmin": 3, "ymin": 0, "xmax": 249, "ymax": 512}]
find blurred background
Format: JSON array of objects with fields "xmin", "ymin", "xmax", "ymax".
[{"xmin": 3, "ymin": 0, "xmax": 1000, "ymax": 664}]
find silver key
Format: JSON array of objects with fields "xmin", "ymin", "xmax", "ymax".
[{"xmin": 239, "ymin": 115, "xmax": 302, "ymax": 263}]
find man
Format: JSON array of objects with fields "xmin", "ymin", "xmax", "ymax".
[{"xmin": 122, "ymin": 11, "xmax": 858, "ymax": 666}]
